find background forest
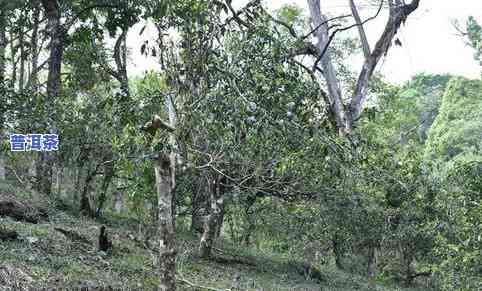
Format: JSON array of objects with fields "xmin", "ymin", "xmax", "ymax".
[{"xmin": 0, "ymin": 0, "xmax": 480, "ymax": 290}]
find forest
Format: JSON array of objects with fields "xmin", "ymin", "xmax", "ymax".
[{"xmin": 0, "ymin": 0, "xmax": 480, "ymax": 290}]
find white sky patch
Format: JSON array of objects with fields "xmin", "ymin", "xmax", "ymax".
[{"xmin": 126, "ymin": 0, "xmax": 482, "ymax": 83}]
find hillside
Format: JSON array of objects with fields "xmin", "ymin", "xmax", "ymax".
[{"xmin": 0, "ymin": 181, "xmax": 432, "ymax": 291}]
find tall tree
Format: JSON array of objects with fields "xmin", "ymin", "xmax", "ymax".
[
  {"xmin": 0, "ymin": 1, "xmax": 7, "ymax": 181},
  {"xmin": 38, "ymin": 0, "xmax": 64, "ymax": 195},
  {"xmin": 306, "ymin": 0, "xmax": 421, "ymax": 135}
]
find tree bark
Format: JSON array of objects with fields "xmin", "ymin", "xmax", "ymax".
[
  {"xmin": 349, "ymin": 0, "xmax": 370, "ymax": 59},
  {"xmin": 29, "ymin": 0, "xmax": 41, "ymax": 92},
  {"xmin": 40, "ymin": 0, "xmax": 64, "ymax": 196},
  {"xmin": 0, "ymin": 6, "xmax": 6, "ymax": 182},
  {"xmin": 113, "ymin": 189, "xmax": 124, "ymax": 214},
  {"xmin": 9, "ymin": 29, "xmax": 16, "ymax": 90},
  {"xmin": 95, "ymin": 158, "xmax": 114, "ymax": 217},
  {"xmin": 332, "ymin": 235, "xmax": 344, "ymax": 270},
  {"xmin": 80, "ymin": 164, "xmax": 95, "ymax": 217},
  {"xmin": 18, "ymin": 16, "xmax": 25, "ymax": 92},
  {"xmin": 145, "ymin": 99, "xmax": 178, "ymax": 290},
  {"xmin": 307, "ymin": 0, "xmax": 351, "ymax": 135},
  {"xmin": 0, "ymin": 6, "xmax": 6, "ymax": 86},
  {"xmin": 367, "ymin": 244, "xmax": 376, "ymax": 278},
  {"xmin": 155, "ymin": 153, "xmax": 176, "ymax": 291},
  {"xmin": 42, "ymin": 0, "xmax": 63, "ymax": 100},
  {"xmin": 401, "ymin": 245, "xmax": 415, "ymax": 286},
  {"xmin": 191, "ymin": 176, "xmax": 209, "ymax": 233},
  {"xmin": 199, "ymin": 174, "xmax": 225, "ymax": 258},
  {"xmin": 307, "ymin": 0, "xmax": 421, "ymax": 134}
]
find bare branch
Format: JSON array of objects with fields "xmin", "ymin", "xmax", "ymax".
[
  {"xmin": 312, "ymin": 0, "xmax": 384, "ymax": 71},
  {"xmin": 349, "ymin": 0, "xmax": 371, "ymax": 59},
  {"xmin": 349, "ymin": 0, "xmax": 421, "ymax": 121},
  {"xmin": 301, "ymin": 14, "xmax": 351, "ymax": 40}
]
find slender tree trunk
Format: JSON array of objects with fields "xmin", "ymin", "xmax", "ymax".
[
  {"xmin": 191, "ymin": 177, "xmax": 209, "ymax": 233},
  {"xmin": 29, "ymin": 0, "xmax": 41, "ymax": 92},
  {"xmin": 153, "ymin": 95, "xmax": 178, "ymax": 290},
  {"xmin": 27, "ymin": 158, "xmax": 36, "ymax": 189},
  {"xmin": 74, "ymin": 164, "xmax": 84, "ymax": 205},
  {"xmin": 0, "ymin": 7, "xmax": 6, "ymax": 181},
  {"xmin": 166, "ymin": 96, "xmax": 177, "ymax": 227},
  {"xmin": 27, "ymin": 3, "xmax": 40, "ymax": 188},
  {"xmin": 155, "ymin": 153, "xmax": 176, "ymax": 291},
  {"xmin": 95, "ymin": 158, "xmax": 114, "ymax": 217},
  {"xmin": 401, "ymin": 246, "xmax": 414, "ymax": 286},
  {"xmin": 55, "ymin": 166, "xmax": 62, "ymax": 196},
  {"xmin": 80, "ymin": 165, "xmax": 95, "ymax": 216},
  {"xmin": 26, "ymin": 1, "xmax": 41, "ymax": 188},
  {"xmin": 215, "ymin": 202, "xmax": 225, "ymax": 238},
  {"xmin": 332, "ymin": 235, "xmax": 344, "ymax": 270},
  {"xmin": 113, "ymin": 189, "xmax": 124, "ymax": 214},
  {"xmin": 242, "ymin": 197, "xmax": 256, "ymax": 246},
  {"xmin": 367, "ymin": 244, "xmax": 377, "ymax": 278},
  {"xmin": 0, "ymin": 8, "xmax": 5, "ymax": 86},
  {"xmin": 40, "ymin": 0, "xmax": 64, "ymax": 196},
  {"xmin": 18, "ymin": 20, "xmax": 25, "ymax": 92},
  {"xmin": 9, "ymin": 30, "xmax": 16, "ymax": 90},
  {"xmin": 199, "ymin": 174, "xmax": 225, "ymax": 258},
  {"xmin": 307, "ymin": 0, "xmax": 352, "ymax": 135}
]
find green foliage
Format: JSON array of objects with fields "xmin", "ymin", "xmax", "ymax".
[
  {"xmin": 423, "ymin": 77, "xmax": 482, "ymax": 290},
  {"xmin": 466, "ymin": 16, "xmax": 482, "ymax": 65},
  {"xmin": 425, "ymin": 78, "xmax": 482, "ymax": 174}
]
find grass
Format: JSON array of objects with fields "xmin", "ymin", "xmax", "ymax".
[{"xmin": 0, "ymin": 181, "xmax": 437, "ymax": 290}]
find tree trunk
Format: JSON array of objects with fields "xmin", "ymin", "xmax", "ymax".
[
  {"xmin": 155, "ymin": 153, "xmax": 176, "ymax": 291},
  {"xmin": 154, "ymin": 94, "xmax": 177, "ymax": 290},
  {"xmin": 307, "ymin": 0, "xmax": 352, "ymax": 135},
  {"xmin": 332, "ymin": 236, "xmax": 344, "ymax": 270},
  {"xmin": 95, "ymin": 158, "xmax": 114, "ymax": 217},
  {"xmin": 40, "ymin": 0, "xmax": 64, "ymax": 196},
  {"xmin": 55, "ymin": 166, "xmax": 62, "ymax": 196},
  {"xmin": 367, "ymin": 244, "xmax": 377, "ymax": 278},
  {"xmin": 401, "ymin": 246, "xmax": 414, "ymax": 286},
  {"xmin": 80, "ymin": 165, "xmax": 95, "ymax": 217},
  {"xmin": 18, "ymin": 18, "xmax": 25, "ymax": 92},
  {"xmin": 191, "ymin": 176, "xmax": 209, "ymax": 233},
  {"xmin": 199, "ymin": 175, "xmax": 225, "ymax": 258},
  {"xmin": 242, "ymin": 197, "xmax": 256, "ymax": 246},
  {"xmin": 27, "ymin": 158, "xmax": 37, "ymax": 190},
  {"xmin": 0, "ymin": 158, "xmax": 5, "ymax": 181},
  {"xmin": 29, "ymin": 0, "xmax": 41, "ymax": 92},
  {"xmin": 38, "ymin": 153, "xmax": 54, "ymax": 195},
  {"xmin": 0, "ymin": 8, "xmax": 5, "ymax": 182},
  {"xmin": 42, "ymin": 0, "xmax": 63, "ymax": 100},
  {"xmin": 0, "ymin": 7, "xmax": 5, "ymax": 86},
  {"xmin": 307, "ymin": 0, "xmax": 421, "ymax": 134},
  {"xmin": 73, "ymin": 165, "xmax": 83, "ymax": 205},
  {"xmin": 113, "ymin": 189, "xmax": 124, "ymax": 214},
  {"xmin": 9, "ymin": 29, "xmax": 16, "ymax": 90},
  {"xmin": 215, "ymin": 202, "xmax": 225, "ymax": 238}
]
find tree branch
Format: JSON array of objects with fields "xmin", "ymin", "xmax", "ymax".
[
  {"xmin": 349, "ymin": 0, "xmax": 371, "ymax": 59},
  {"xmin": 349, "ymin": 0, "xmax": 420, "ymax": 121}
]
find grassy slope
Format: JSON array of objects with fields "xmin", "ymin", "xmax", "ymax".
[{"xmin": 0, "ymin": 182, "xmax": 431, "ymax": 291}]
